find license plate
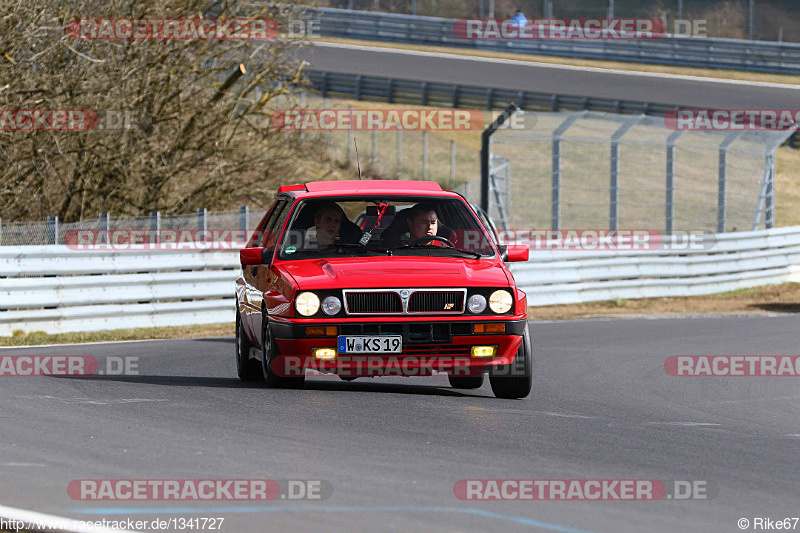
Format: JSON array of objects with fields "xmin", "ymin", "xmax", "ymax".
[{"xmin": 337, "ymin": 336, "xmax": 402, "ymax": 354}]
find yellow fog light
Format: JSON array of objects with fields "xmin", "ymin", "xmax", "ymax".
[
  {"xmin": 470, "ymin": 345, "xmax": 497, "ymax": 358},
  {"xmin": 312, "ymin": 348, "xmax": 337, "ymax": 360}
]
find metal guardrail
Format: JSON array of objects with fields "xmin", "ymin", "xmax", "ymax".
[
  {"xmin": 2, "ymin": 227, "xmax": 800, "ymax": 335},
  {"xmin": 315, "ymin": 7, "xmax": 800, "ymax": 75},
  {"xmin": 0, "ymin": 247, "xmax": 239, "ymax": 335},
  {"xmin": 307, "ymin": 71, "xmax": 680, "ymax": 116},
  {"xmin": 510, "ymin": 226, "xmax": 800, "ymax": 305}
]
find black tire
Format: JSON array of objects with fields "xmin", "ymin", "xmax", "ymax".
[
  {"xmin": 489, "ymin": 322, "xmax": 532, "ymax": 399},
  {"xmin": 261, "ymin": 312, "xmax": 305, "ymax": 389},
  {"xmin": 236, "ymin": 309, "xmax": 262, "ymax": 381},
  {"xmin": 448, "ymin": 374, "xmax": 485, "ymax": 389}
]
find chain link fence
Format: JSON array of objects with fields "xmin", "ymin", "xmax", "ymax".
[
  {"xmin": 0, "ymin": 208, "xmax": 265, "ymax": 246},
  {"xmin": 456, "ymin": 111, "xmax": 793, "ymax": 234}
]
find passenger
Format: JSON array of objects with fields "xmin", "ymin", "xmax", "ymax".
[{"xmin": 307, "ymin": 202, "xmax": 345, "ymax": 247}]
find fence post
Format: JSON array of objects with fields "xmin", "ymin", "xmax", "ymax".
[
  {"xmin": 197, "ymin": 207, "xmax": 207, "ymax": 242},
  {"xmin": 450, "ymin": 140, "xmax": 456, "ymax": 190},
  {"xmin": 347, "ymin": 107, "xmax": 353, "ymax": 160},
  {"xmin": 480, "ymin": 103, "xmax": 518, "ymax": 214},
  {"xmin": 300, "ymin": 91, "xmax": 306, "ymax": 140},
  {"xmin": 0, "ymin": 216, "xmax": 2, "ymax": 246},
  {"xmin": 718, "ymin": 132, "xmax": 741, "ymax": 233},
  {"xmin": 239, "ymin": 205, "xmax": 249, "ymax": 234},
  {"xmin": 150, "ymin": 211, "xmax": 160, "ymax": 244},
  {"xmin": 355, "ymin": 75, "xmax": 362, "ymax": 101},
  {"xmin": 609, "ymin": 115, "xmax": 642, "ymax": 231},
  {"xmin": 99, "ymin": 212, "xmax": 110, "ymax": 244},
  {"xmin": 422, "ymin": 131, "xmax": 428, "ymax": 179},
  {"xmin": 47, "ymin": 216, "xmax": 58, "ymax": 245},
  {"xmin": 551, "ymin": 112, "xmax": 584, "ymax": 230},
  {"xmin": 397, "ymin": 129, "xmax": 403, "ymax": 178},
  {"xmin": 665, "ymin": 130, "xmax": 684, "ymax": 235},
  {"xmin": 766, "ymin": 151, "xmax": 776, "ymax": 229},
  {"xmin": 323, "ymin": 97, "xmax": 330, "ymax": 145},
  {"xmin": 320, "ymin": 72, "xmax": 329, "ymax": 99},
  {"xmin": 371, "ymin": 126, "xmax": 377, "ymax": 161}
]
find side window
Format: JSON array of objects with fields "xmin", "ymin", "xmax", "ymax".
[
  {"xmin": 261, "ymin": 200, "xmax": 291, "ymax": 253},
  {"xmin": 247, "ymin": 200, "xmax": 279, "ymax": 248}
]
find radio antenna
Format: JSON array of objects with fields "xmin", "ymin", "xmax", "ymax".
[{"xmin": 354, "ymin": 138, "xmax": 363, "ymax": 180}]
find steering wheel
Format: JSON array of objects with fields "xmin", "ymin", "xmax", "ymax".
[{"xmin": 408, "ymin": 235, "xmax": 455, "ymax": 248}]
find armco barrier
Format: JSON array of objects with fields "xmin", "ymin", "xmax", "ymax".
[
  {"xmin": 0, "ymin": 246, "xmax": 240, "ymax": 335},
  {"xmin": 510, "ymin": 226, "xmax": 800, "ymax": 305},
  {"xmin": 2, "ymin": 226, "xmax": 799, "ymax": 335},
  {"xmin": 315, "ymin": 7, "xmax": 800, "ymax": 75},
  {"xmin": 307, "ymin": 71, "xmax": 680, "ymax": 115}
]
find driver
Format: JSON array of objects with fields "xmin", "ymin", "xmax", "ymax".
[{"xmin": 406, "ymin": 202, "xmax": 443, "ymax": 245}]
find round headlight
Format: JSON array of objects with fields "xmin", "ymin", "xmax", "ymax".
[
  {"xmin": 295, "ymin": 292, "xmax": 320, "ymax": 316},
  {"xmin": 321, "ymin": 296, "xmax": 342, "ymax": 316},
  {"xmin": 488, "ymin": 290, "xmax": 513, "ymax": 314},
  {"xmin": 467, "ymin": 294, "xmax": 487, "ymax": 314}
]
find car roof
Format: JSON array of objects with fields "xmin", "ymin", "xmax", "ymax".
[{"xmin": 278, "ymin": 180, "xmax": 460, "ymax": 199}]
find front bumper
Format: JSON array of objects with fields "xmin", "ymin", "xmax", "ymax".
[{"xmin": 269, "ymin": 318, "xmax": 527, "ymax": 377}]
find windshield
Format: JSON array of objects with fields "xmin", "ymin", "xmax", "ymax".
[{"xmin": 277, "ymin": 195, "xmax": 497, "ymax": 259}]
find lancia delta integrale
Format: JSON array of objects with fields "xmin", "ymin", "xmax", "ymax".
[{"xmin": 235, "ymin": 180, "xmax": 531, "ymax": 399}]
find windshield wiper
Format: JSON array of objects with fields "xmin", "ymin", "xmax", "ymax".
[
  {"xmin": 393, "ymin": 244, "xmax": 482, "ymax": 259},
  {"xmin": 325, "ymin": 243, "xmax": 391, "ymax": 254}
]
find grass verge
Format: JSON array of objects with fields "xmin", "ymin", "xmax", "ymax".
[
  {"xmin": 0, "ymin": 323, "xmax": 234, "ymax": 347},
  {"xmin": 527, "ymin": 282, "xmax": 800, "ymax": 320}
]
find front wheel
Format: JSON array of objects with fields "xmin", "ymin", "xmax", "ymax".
[
  {"xmin": 236, "ymin": 309, "xmax": 262, "ymax": 381},
  {"xmin": 261, "ymin": 312, "xmax": 305, "ymax": 389},
  {"xmin": 489, "ymin": 322, "xmax": 532, "ymax": 399}
]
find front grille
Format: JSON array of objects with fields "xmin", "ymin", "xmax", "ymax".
[
  {"xmin": 408, "ymin": 291, "xmax": 464, "ymax": 313},
  {"xmin": 345, "ymin": 292, "xmax": 402, "ymax": 314}
]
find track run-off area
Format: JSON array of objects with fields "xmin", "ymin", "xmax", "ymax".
[{"xmin": 1, "ymin": 316, "xmax": 799, "ymax": 532}]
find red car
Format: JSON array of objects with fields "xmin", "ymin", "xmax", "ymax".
[{"xmin": 235, "ymin": 180, "xmax": 532, "ymax": 399}]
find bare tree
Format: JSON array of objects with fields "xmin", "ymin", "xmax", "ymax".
[{"xmin": 0, "ymin": 0, "xmax": 314, "ymax": 221}]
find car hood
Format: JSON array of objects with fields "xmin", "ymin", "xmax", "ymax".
[{"xmin": 281, "ymin": 256, "xmax": 511, "ymax": 289}]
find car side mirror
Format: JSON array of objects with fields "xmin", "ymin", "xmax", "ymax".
[
  {"xmin": 504, "ymin": 244, "xmax": 529, "ymax": 262},
  {"xmin": 240, "ymin": 247, "xmax": 268, "ymax": 265}
]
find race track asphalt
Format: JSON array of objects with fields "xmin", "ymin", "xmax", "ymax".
[
  {"xmin": 1, "ymin": 315, "xmax": 799, "ymax": 532},
  {"xmin": 299, "ymin": 42, "xmax": 800, "ymax": 109}
]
